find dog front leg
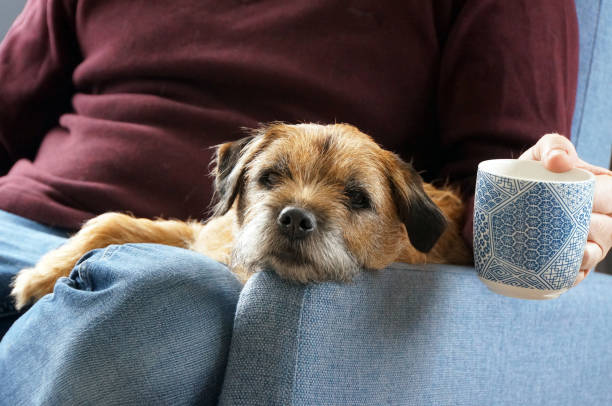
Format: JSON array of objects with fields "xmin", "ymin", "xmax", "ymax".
[{"xmin": 11, "ymin": 212, "xmax": 203, "ymax": 310}]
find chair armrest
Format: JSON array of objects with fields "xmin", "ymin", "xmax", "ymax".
[
  {"xmin": 572, "ymin": 0, "xmax": 612, "ymax": 169},
  {"xmin": 219, "ymin": 265, "xmax": 612, "ymax": 405}
]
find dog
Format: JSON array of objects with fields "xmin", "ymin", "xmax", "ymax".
[{"xmin": 11, "ymin": 123, "xmax": 471, "ymax": 310}]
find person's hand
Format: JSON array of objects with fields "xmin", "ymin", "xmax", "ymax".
[{"xmin": 519, "ymin": 134, "xmax": 612, "ymax": 286}]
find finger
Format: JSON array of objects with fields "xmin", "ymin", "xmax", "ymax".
[
  {"xmin": 573, "ymin": 269, "xmax": 591, "ymax": 287},
  {"xmin": 592, "ymin": 175, "xmax": 612, "ymax": 215},
  {"xmin": 518, "ymin": 133, "xmax": 578, "ymax": 172},
  {"xmin": 585, "ymin": 212, "xmax": 612, "ymax": 258},
  {"xmin": 574, "ymin": 160, "xmax": 612, "ymax": 177},
  {"xmin": 580, "ymin": 241, "xmax": 604, "ymax": 271}
]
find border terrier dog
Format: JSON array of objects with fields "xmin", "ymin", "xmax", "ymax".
[{"xmin": 11, "ymin": 123, "xmax": 471, "ymax": 309}]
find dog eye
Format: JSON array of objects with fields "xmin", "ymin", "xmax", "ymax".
[
  {"xmin": 344, "ymin": 188, "xmax": 371, "ymax": 210},
  {"xmin": 258, "ymin": 170, "xmax": 282, "ymax": 189}
]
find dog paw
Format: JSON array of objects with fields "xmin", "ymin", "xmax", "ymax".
[
  {"xmin": 10, "ymin": 247, "xmax": 82, "ymax": 310},
  {"xmin": 10, "ymin": 265, "xmax": 59, "ymax": 310}
]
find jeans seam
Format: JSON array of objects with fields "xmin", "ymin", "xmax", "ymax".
[
  {"xmin": 100, "ymin": 244, "xmax": 121, "ymax": 262},
  {"xmin": 76, "ymin": 261, "xmax": 90, "ymax": 291},
  {"xmin": 77, "ymin": 245, "xmax": 121, "ymax": 290}
]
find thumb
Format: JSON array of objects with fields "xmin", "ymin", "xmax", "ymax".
[{"xmin": 519, "ymin": 133, "xmax": 578, "ymax": 173}]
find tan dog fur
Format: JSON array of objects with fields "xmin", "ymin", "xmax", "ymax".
[{"xmin": 11, "ymin": 123, "xmax": 471, "ymax": 310}]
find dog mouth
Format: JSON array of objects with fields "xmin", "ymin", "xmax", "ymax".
[{"xmin": 267, "ymin": 248, "xmax": 313, "ymax": 267}]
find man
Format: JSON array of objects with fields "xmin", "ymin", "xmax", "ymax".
[{"xmin": 0, "ymin": 0, "xmax": 610, "ymax": 403}]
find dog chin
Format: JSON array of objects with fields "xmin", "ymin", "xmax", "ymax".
[
  {"xmin": 259, "ymin": 254, "xmax": 358, "ymax": 284},
  {"xmin": 232, "ymin": 239, "xmax": 361, "ymax": 284},
  {"xmin": 235, "ymin": 239, "xmax": 362, "ymax": 283}
]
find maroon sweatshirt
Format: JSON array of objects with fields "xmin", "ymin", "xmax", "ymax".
[{"xmin": 0, "ymin": 0, "xmax": 578, "ymax": 232}]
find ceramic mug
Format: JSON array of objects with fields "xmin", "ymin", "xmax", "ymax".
[{"xmin": 473, "ymin": 159, "xmax": 595, "ymax": 300}]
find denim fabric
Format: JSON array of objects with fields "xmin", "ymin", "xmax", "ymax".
[
  {"xmin": 572, "ymin": 0, "xmax": 612, "ymax": 168},
  {"xmin": 220, "ymin": 265, "xmax": 612, "ymax": 405},
  {"xmin": 0, "ymin": 242, "xmax": 243, "ymax": 406},
  {"xmin": 0, "ymin": 210, "xmax": 70, "ymax": 336}
]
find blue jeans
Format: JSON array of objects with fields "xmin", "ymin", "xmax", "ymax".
[
  {"xmin": 0, "ymin": 210, "xmax": 243, "ymax": 405},
  {"xmin": 0, "ymin": 211, "xmax": 70, "ymax": 336}
]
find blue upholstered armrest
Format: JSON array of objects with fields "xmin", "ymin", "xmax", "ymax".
[
  {"xmin": 219, "ymin": 265, "xmax": 612, "ymax": 405},
  {"xmin": 572, "ymin": 0, "xmax": 612, "ymax": 168}
]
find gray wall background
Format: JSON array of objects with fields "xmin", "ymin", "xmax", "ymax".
[{"xmin": 1, "ymin": 0, "xmax": 26, "ymax": 40}]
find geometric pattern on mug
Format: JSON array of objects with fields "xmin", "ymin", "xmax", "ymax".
[
  {"xmin": 473, "ymin": 205, "xmax": 492, "ymax": 272},
  {"xmin": 550, "ymin": 181, "xmax": 594, "ymax": 214},
  {"xmin": 475, "ymin": 173, "xmax": 510, "ymax": 211},
  {"xmin": 481, "ymin": 258, "xmax": 547, "ymax": 289},
  {"xmin": 491, "ymin": 182, "xmax": 573, "ymax": 272},
  {"xmin": 572, "ymin": 199, "xmax": 592, "ymax": 231},
  {"xmin": 541, "ymin": 229, "xmax": 586, "ymax": 289},
  {"xmin": 474, "ymin": 169, "xmax": 594, "ymax": 291},
  {"xmin": 481, "ymin": 172, "xmax": 520, "ymax": 195}
]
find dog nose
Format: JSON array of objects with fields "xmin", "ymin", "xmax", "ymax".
[{"xmin": 277, "ymin": 206, "xmax": 317, "ymax": 240}]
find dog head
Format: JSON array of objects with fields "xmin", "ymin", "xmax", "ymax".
[{"xmin": 212, "ymin": 123, "xmax": 447, "ymax": 282}]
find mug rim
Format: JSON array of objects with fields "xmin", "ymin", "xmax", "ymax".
[{"xmin": 478, "ymin": 159, "xmax": 595, "ymax": 183}]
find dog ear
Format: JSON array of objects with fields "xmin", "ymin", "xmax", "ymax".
[
  {"xmin": 212, "ymin": 123, "xmax": 285, "ymax": 216},
  {"xmin": 387, "ymin": 155, "xmax": 447, "ymax": 253},
  {"xmin": 212, "ymin": 135, "xmax": 255, "ymax": 216}
]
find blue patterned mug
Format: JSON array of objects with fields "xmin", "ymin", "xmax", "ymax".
[{"xmin": 474, "ymin": 159, "xmax": 595, "ymax": 300}]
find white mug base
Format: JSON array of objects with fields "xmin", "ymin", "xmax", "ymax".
[{"xmin": 479, "ymin": 277, "xmax": 569, "ymax": 300}]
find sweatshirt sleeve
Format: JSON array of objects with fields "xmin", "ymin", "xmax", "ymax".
[
  {"xmin": 436, "ymin": 0, "xmax": 579, "ymax": 245},
  {"xmin": 0, "ymin": 0, "xmax": 80, "ymax": 175}
]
